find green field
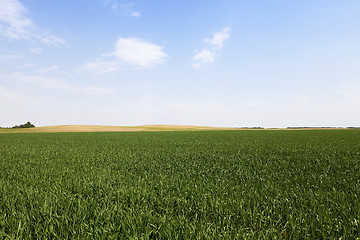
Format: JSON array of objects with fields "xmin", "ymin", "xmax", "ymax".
[{"xmin": 0, "ymin": 130, "xmax": 359, "ymax": 239}]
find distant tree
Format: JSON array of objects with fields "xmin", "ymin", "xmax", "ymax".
[{"xmin": 12, "ymin": 121, "xmax": 35, "ymax": 128}]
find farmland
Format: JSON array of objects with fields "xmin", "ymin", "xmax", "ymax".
[
  {"xmin": 0, "ymin": 125, "xmax": 239, "ymax": 133},
  {"xmin": 0, "ymin": 130, "xmax": 359, "ymax": 239}
]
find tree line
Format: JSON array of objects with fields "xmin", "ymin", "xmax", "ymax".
[{"xmin": 0, "ymin": 122, "xmax": 35, "ymax": 129}]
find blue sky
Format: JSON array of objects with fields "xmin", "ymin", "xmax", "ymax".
[{"xmin": 1, "ymin": 0, "xmax": 360, "ymax": 128}]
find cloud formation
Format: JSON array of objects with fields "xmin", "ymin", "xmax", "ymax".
[
  {"xmin": 204, "ymin": 27, "xmax": 230, "ymax": 49},
  {"xmin": 0, "ymin": 0, "xmax": 65, "ymax": 46},
  {"xmin": 192, "ymin": 27, "xmax": 230, "ymax": 69},
  {"xmin": 192, "ymin": 49, "xmax": 216, "ymax": 70},
  {"xmin": 102, "ymin": 0, "xmax": 141, "ymax": 17},
  {"xmin": 83, "ymin": 37, "xmax": 168, "ymax": 73},
  {"xmin": 118, "ymin": 3, "xmax": 141, "ymax": 17}
]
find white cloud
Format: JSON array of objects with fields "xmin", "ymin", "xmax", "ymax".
[
  {"xmin": 192, "ymin": 49, "xmax": 216, "ymax": 69},
  {"xmin": 130, "ymin": 11, "xmax": 141, "ymax": 17},
  {"xmin": 192, "ymin": 27, "xmax": 230, "ymax": 69},
  {"xmin": 119, "ymin": 3, "xmax": 141, "ymax": 17},
  {"xmin": 102, "ymin": 0, "xmax": 141, "ymax": 17},
  {"xmin": 0, "ymin": 0, "xmax": 32, "ymax": 39},
  {"xmin": 83, "ymin": 37, "xmax": 168, "ymax": 73},
  {"xmin": 113, "ymin": 37, "xmax": 167, "ymax": 67},
  {"xmin": 204, "ymin": 27, "xmax": 230, "ymax": 49},
  {"xmin": 0, "ymin": 0, "xmax": 65, "ymax": 47}
]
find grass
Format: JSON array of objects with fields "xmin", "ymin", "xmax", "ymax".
[{"xmin": 0, "ymin": 130, "xmax": 359, "ymax": 239}]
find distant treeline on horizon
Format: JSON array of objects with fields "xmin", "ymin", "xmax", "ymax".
[{"xmin": 0, "ymin": 122, "xmax": 35, "ymax": 129}]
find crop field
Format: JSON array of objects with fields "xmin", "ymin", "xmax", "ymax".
[{"xmin": 0, "ymin": 130, "xmax": 359, "ymax": 239}]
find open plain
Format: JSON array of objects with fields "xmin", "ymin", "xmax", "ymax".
[{"xmin": 0, "ymin": 129, "xmax": 359, "ymax": 239}]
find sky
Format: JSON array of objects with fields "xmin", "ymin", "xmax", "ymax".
[{"xmin": 1, "ymin": 0, "xmax": 360, "ymax": 128}]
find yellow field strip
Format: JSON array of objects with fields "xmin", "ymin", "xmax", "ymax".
[{"xmin": 0, "ymin": 125, "xmax": 241, "ymax": 133}]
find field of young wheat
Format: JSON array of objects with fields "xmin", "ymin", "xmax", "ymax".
[{"xmin": 0, "ymin": 130, "xmax": 359, "ymax": 239}]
